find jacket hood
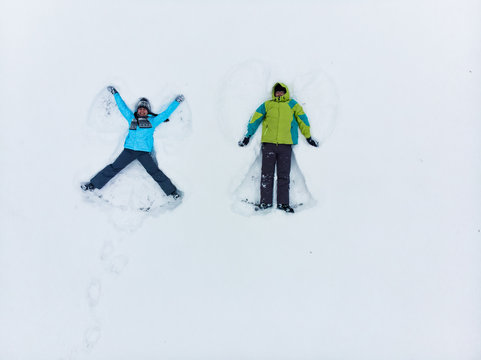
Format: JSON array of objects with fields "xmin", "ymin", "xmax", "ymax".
[{"xmin": 271, "ymin": 82, "xmax": 290, "ymax": 102}]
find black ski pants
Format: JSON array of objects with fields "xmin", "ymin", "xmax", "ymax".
[
  {"xmin": 260, "ymin": 143, "xmax": 292, "ymax": 205},
  {"xmin": 90, "ymin": 148, "xmax": 177, "ymax": 195}
]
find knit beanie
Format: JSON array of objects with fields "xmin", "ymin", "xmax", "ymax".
[{"xmin": 136, "ymin": 97, "xmax": 152, "ymax": 113}]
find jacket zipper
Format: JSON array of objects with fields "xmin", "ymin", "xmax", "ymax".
[{"xmin": 276, "ymin": 104, "xmax": 280, "ymax": 145}]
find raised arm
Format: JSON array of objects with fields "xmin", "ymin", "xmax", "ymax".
[
  {"xmin": 151, "ymin": 95, "xmax": 184, "ymax": 128},
  {"xmin": 108, "ymin": 86, "xmax": 134, "ymax": 124}
]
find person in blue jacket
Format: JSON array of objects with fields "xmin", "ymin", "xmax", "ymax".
[{"xmin": 81, "ymin": 86, "xmax": 184, "ymax": 199}]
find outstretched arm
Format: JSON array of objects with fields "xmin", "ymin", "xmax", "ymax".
[
  {"xmin": 108, "ymin": 87, "xmax": 134, "ymax": 124},
  {"xmin": 239, "ymin": 102, "xmax": 267, "ymax": 147},
  {"xmin": 151, "ymin": 95, "xmax": 184, "ymax": 128}
]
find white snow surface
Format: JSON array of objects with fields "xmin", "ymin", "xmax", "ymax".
[{"xmin": 1, "ymin": 1, "xmax": 481, "ymax": 359}]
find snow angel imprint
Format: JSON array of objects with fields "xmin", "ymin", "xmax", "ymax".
[
  {"xmin": 81, "ymin": 86, "xmax": 185, "ymax": 200},
  {"xmin": 238, "ymin": 82, "xmax": 320, "ymax": 213}
]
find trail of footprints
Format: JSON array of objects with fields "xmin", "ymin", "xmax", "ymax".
[{"xmin": 61, "ymin": 238, "xmax": 129, "ymax": 360}]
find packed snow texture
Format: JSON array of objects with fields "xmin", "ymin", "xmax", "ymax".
[{"xmin": 1, "ymin": 1, "xmax": 481, "ymax": 360}]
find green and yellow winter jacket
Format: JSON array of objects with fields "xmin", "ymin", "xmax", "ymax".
[{"xmin": 245, "ymin": 83, "xmax": 311, "ymax": 145}]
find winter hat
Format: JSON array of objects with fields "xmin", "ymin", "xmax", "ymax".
[
  {"xmin": 274, "ymin": 83, "xmax": 286, "ymax": 93},
  {"xmin": 136, "ymin": 97, "xmax": 152, "ymax": 112}
]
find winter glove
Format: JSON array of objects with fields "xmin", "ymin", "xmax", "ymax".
[
  {"xmin": 175, "ymin": 94, "xmax": 185, "ymax": 103},
  {"xmin": 306, "ymin": 137, "xmax": 319, "ymax": 147},
  {"xmin": 238, "ymin": 136, "xmax": 250, "ymax": 147},
  {"xmin": 107, "ymin": 86, "xmax": 118, "ymax": 94}
]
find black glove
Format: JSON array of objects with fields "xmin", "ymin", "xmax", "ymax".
[
  {"xmin": 238, "ymin": 136, "xmax": 250, "ymax": 147},
  {"xmin": 306, "ymin": 137, "xmax": 319, "ymax": 147},
  {"xmin": 107, "ymin": 86, "xmax": 117, "ymax": 94},
  {"xmin": 175, "ymin": 94, "xmax": 185, "ymax": 103}
]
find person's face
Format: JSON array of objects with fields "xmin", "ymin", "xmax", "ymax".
[
  {"xmin": 275, "ymin": 90, "xmax": 286, "ymax": 97},
  {"xmin": 137, "ymin": 107, "xmax": 148, "ymax": 116}
]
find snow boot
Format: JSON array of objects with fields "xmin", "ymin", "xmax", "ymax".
[
  {"xmin": 277, "ymin": 204, "xmax": 295, "ymax": 213},
  {"xmin": 255, "ymin": 203, "xmax": 273, "ymax": 211},
  {"xmin": 170, "ymin": 190, "xmax": 183, "ymax": 200},
  {"xmin": 81, "ymin": 182, "xmax": 95, "ymax": 191}
]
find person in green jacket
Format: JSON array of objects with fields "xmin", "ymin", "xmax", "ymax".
[{"xmin": 238, "ymin": 82, "xmax": 319, "ymax": 213}]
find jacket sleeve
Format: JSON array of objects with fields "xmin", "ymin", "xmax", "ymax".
[
  {"xmin": 114, "ymin": 93, "xmax": 135, "ymax": 123},
  {"xmin": 246, "ymin": 102, "xmax": 267, "ymax": 137},
  {"xmin": 292, "ymin": 102, "xmax": 311, "ymax": 139},
  {"xmin": 151, "ymin": 100, "xmax": 180, "ymax": 128}
]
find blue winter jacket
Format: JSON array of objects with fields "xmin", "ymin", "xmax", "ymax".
[{"xmin": 114, "ymin": 93, "xmax": 180, "ymax": 152}]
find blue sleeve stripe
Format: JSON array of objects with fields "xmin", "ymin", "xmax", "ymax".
[
  {"xmin": 298, "ymin": 113, "xmax": 310, "ymax": 126},
  {"xmin": 288, "ymin": 99, "xmax": 298, "ymax": 109},
  {"xmin": 256, "ymin": 102, "xmax": 266, "ymax": 115},
  {"xmin": 247, "ymin": 116, "xmax": 263, "ymax": 137},
  {"xmin": 290, "ymin": 117, "xmax": 299, "ymax": 145},
  {"xmin": 246, "ymin": 102, "xmax": 266, "ymax": 136}
]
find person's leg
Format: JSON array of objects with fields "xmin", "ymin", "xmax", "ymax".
[
  {"xmin": 260, "ymin": 143, "xmax": 277, "ymax": 205},
  {"xmin": 90, "ymin": 149, "xmax": 137, "ymax": 189},
  {"xmin": 276, "ymin": 144, "xmax": 292, "ymax": 205},
  {"xmin": 137, "ymin": 152, "xmax": 177, "ymax": 195}
]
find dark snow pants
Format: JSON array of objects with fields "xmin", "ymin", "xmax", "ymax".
[
  {"xmin": 90, "ymin": 148, "xmax": 177, "ymax": 195},
  {"xmin": 260, "ymin": 143, "xmax": 292, "ymax": 205}
]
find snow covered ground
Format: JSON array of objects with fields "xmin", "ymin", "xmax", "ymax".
[{"xmin": 1, "ymin": 0, "xmax": 481, "ymax": 359}]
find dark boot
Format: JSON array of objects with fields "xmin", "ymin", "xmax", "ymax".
[
  {"xmin": 277, "ymin": 204, "xmax": 295, "ymax": 213},
  {"xmin": 81, "ymin": 182, "xmax": 95, "ymax": 191},
  {"xmin": 170, "ymin": 190, "xmax": 183, "ymax": 200},
  {"xmin": 255, "ymin": 203, "xmax": 273, "ymax": 211}
]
